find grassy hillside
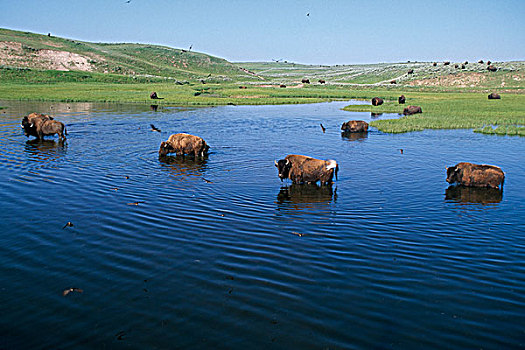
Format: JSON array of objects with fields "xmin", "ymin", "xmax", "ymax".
[{"xmin": 0, "ymin": 28, "xmax": 256, "ymax": 82}]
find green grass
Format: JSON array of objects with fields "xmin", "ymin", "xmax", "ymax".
[{"xmin": 342, "ymin": 92, "xmax": 525, "ymax": 136}]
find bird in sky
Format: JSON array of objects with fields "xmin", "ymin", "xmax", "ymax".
[
  {"xmin": 306, "ymin": 13, "xmax": 310, "ymax": 17},
  {"xmin": 189, "ymin": 45, "xmax": 193, "ymax": 51},
  {"xmin": 125, "ymin": 0, "xmax": 131, "ymax": 3}
]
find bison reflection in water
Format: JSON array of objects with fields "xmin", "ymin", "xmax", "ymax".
[
  {"xmin": 445, "ymin": 185, "xmax": 502, "ymax": 204},
  {"xmin": 158, "ymin": 154, "xmax": 208, "ymax": 179},
  {"xmin": 24, "ymin": 139, "xmax": 67, "ymax": 163},
  {"xmin": 277, "ymin": 183, "xmax": 336, "ymax": 205},
  {"xmin": 341, "ymin": 131, "xmax": 368, "ymax": 142}
]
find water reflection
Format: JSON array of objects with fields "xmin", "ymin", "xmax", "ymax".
[
  {"xmin": 24, "ymin": 139, "xmax": 67, "ymax": 162},
  {"xmin": 371, "ymin": 112, "xmax": 383, "ymax": 118},
  {"xmin": 150, "ymin": 105, "xmax": 159, "ymax": 112},
  {"xmin": 158, "ymin": 155, "xmax": 208, "ymax": 178},
  {"xmin": 341, "ymin": 131, "xmax": 368, "ymax": 141},
  {"xmin": 277, "ymin": 183, "xmax": 336, "ymax": 205},
  {"xmin": 445, "ymin": 185, "xmax": 503, "ymax": 204}
]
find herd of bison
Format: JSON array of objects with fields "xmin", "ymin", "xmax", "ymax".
[{"xmin": 20, "ymin": 93, "xmax": 505, "ymax": 192}]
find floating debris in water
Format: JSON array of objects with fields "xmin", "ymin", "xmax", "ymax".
[
  {"xmin": 115, "ymin": 331, "xmax": 126, "ymax": 340},
  {"xmin": 150, "ymin": 124, "xmax": 161, "ymax": 132},
  {"xmin": 203, "ymin": 178, "xmax": 213, "ymax": 183},
  {"xmin": 127, "ymin": 201, "xmax": 145, "ymax": 206},
  {"xmin": 320, "ymin": 123, "xmax": 326, "ymax": 133},
  {"xmin": 399, "ymin": 149, "xmax": 404, "ymax": 154},
  {"xmin": 292, "ymin": 231, "xmax": 305, "ymax": 237},
  {"xmin": 63, "ymin": 287, "xmax": 83, "ymax": 296},
  {"xmin": 111, "ymin": 187, "xmax": 118, "ymax": 191},
  {"xmin": 124, "ymin": 176, "xmax": 130, "ymax": 179},
  {"xmin": 62, "ymin": 221, "xmax": 74, "ymax": 229}
]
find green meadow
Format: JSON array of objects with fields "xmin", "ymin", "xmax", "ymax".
[{"xmin": 1, "ymin": 28, "xmax": 524, "ymax": 136}]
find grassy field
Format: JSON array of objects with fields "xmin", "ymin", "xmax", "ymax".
[
  {"xmin": 343, "ymin": 92, "xmax": 525, "ymax": 136},
  {"xmin": 1, "ymin": 28, "xmax": 524, "ymax": 136}
]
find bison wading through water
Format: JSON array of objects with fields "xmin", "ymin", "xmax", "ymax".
[
  {"xmin": 275, "ymin": 155, "xmax": 338, "ymax": 185},
  {"xmin": 159, "ymin": 133, "xmax": 209, "ymax": 157},
  {"xmin": 446, "ymin": 162, "xmax": 504, "ymax": 189},
  {"xmin": 341, "ymin": 120, "xmax": 369, "ymax": 133},
  {"xmin": 371, "ymin": 97, "xmax": 384, "ymax": 106},
  {"xmin": 21, "ymin": 113, "xmax": 66, "ymax": 140}
]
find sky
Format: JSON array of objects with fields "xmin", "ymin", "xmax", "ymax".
[{"xmin": 1, "ymin": 0, "xmax": 524, "ymax": 65}]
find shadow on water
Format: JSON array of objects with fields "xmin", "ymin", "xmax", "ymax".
[
  {"xmin": 341, "ymin": 131, "xmax": 368, "ymax": 142},
  {"xmin": 277, "ymin": 183, "xmax": 336, "ymax": 205},
  {"xmin": 24, "ymin": 139, "xmax": 67, "ymax": 162},
  {"xmin": 158, "ymin": 155, "xmax": 208, "ymax": 178},
  {"xmin": 445, "ymin": 185, "xmax": 503, "ymax": 204}
]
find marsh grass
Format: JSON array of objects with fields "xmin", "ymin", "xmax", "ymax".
[{"xmin": 343, "ymin": 92, "xmax": 525, "ymax": 136}]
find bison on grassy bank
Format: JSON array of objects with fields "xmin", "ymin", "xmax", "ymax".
[
  {"xmin": 488, "ymin": 93, "xmax": 501, "ymax": 100},
  {"xmin": 487, "ymin": 65, "xmax": 497, "ymax": 72},
  {"xmin": 341, "ymin": 120, "xmax": 368, "ymax": 133},
  {"xmin": 403, "ymin": 105, "xmax": 422, "ymax": 115},
  {"xmin": 21, "ymin": 113, "xmax": 66, "ymax": 140},
  {"xmin": 159, "ymin": 133, "xmax": 209, "ymax": 157},
  {"xmin": 398, "ymin": 95, "xmax": 406, "ymax": 104},
  {"xmin": 275, "ymin": 155, "xmax": 338, "ymax": 185},
  {"xmin": 371, "ymin": 97, "xmax": 384, "ymax": 106},
  {"xmin": 446, "ymin": 162, "xmax": 504, "ymax": 189}
]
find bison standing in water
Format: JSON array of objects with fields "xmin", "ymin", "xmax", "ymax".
[
  {"xmin": 159, "ymin": 133, "xmax": 209, "ymax": 157},
  {"xmin": 488, "ymin": 92, "xmax": 501, "ymax": 99},
  {"xmin": 446, "ymin": 162, "xmax": 504, "ymax": 189},
  {"xmin": 341, "ymin": 120, "xmax": 368, "ymax": 133},
  {"xmin": 275, "ymin": 155, "xmax": 338, "ymax": 185},
  {"xmin": 371, "ymin": 97, "xmax": 384, "ymax": 106},
  {"xmin": 21, "ymin": 113, "xmax": 66, "ymax": 140},
  {"xmin": 403, "ymin": 105, "xmax": 422, "ymax": 115}
]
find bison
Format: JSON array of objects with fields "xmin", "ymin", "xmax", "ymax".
[
  {"xmin": 446, "ymin": 162, "xmax": 504, "ymax": 189},
  {"xmin": 403, "ymin": 105, "xmax": 422, "ymax": 115},
  {"xmin": 301, "ymin": 78, "xmax": 310, "ymax": 84},
  {"xmin": 433, "ymin": 62, "xmax": 437, "ymax": 67},
  {"xmin": 150, "ymin": 92, "xmax": 159, "ymax": 99},
  {"xmin": 21, "ymin": 113, "xmax": 66, "ymax": 140},
  {"xmin": 487, "ymin": 60, "xmax": 491, "ymax": 65},
  {"xmin": 407, "ymin": 69, "xmax": 414, "ymax": 74},
  {"xmin": 478, "ymin": 60, "xmax": 484, "ymax": 64},
  {"xmin": 275, "ymin": 155, "xmax": 338, "ymax": 185},
  {"xmin": 398, "ymin": 95, "xmax": 406, "ymax": 104},
  {"xmin": 239, "ymin": 86, "xmax": 247, "ymax": 89},
  {"xmin": 318, "ymin": 79, "xmax": 326, "ymax": 84},
  {"xmin": 159, "ymin": 133, "xmax": 210, "ymax": 157},
  {"xmin": 279, "ymin": 84, "xmax": 286, "ymax": 88},
  {"xmin": 371, "ymin": 97, "xmax": 384, "ymax": 106},
  {"xmin": 488, "ymin": 92, "xmax": 501, "ymax": 100},
  {"xmin": 341, "ymin": 120, "xmax": 368, "ymax": 133},
  {"xmin": 487, "ymin": 65, "xmax": 497, "ymax": 72},
  {"xmin": 444, "ymin": 61, "xmax": 450, "ymax": 66},
  {"xmin": 390, "ymin": 80, "xmax": 397, "ymax": 84}
]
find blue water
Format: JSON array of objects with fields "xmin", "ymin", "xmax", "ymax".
[{"xmin": 1, "ymin": 100, "xmax": 524, "ymax": 349}]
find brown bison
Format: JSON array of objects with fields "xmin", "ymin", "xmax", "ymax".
[
  {"xmin": 301, "ymin": 78, "xmax": 310, "ymax": 84},
  {"xmin": 444, "ymin": 61, "xmax": 450, "ymax": 66},
  {"xmin": 150, "ymin": 92, "xmax": 159, "ymax": 99},
  {"xmin": 341, "ymin": 120, "xmax": 369, "ymax": 133},
  {"xmin": 478, "ymin": 60, "xmax": 484, "ymax": 64},
  {"xmin": 390, "ymin": 80, "xmax": 397, "ymax": 84},
  {"xmin": 461, "ymin": 64, "xmax": 466, "ymax": 69},
  {"xmin": 433, "ymin": 62, "xmax": 437, "ymax": 67},
  {"xmin": 407, "ymin": 69, "xmax": 414, "ymax": 74},
  {"xmin": 275, "ymin": 155, "xmax": 338, "ymax": 185},
  {"xmin": 279, "ymin": 84, "xmax": 286, "ymax": 88},
  {"xmin": 21, "ymin": 113, "xmax": 66, "ymax": 140},
  {"xmin": 403, "ymin": 105, "xmax": 422, "ymax": 115},
  {"xmin": 159, "ymin": 133, "xmax": 210, "ymax": 157},
  {"xmin": 318, "ymin": 79, "xmax": 326, "ymax": 84},
  {"xmin": 464, "ymin": 61, "xmax": 468, "ymax": 65},
  {"xmin": 487, "ymin": 65, "xmax": 497, "ymax": 72},
  {"xmin": 454, "ymin": 64, "xmax": 459, "ymax": 68},
  {"xmin": 239, "ymin": 86, "xmax": 247, "ymax": 89},
  {"xmin": 398, "ymin": 95, "xmax": 406, "ymax": 104},
  {"xmin": 487, "ymin": 60, "xmax": 491, "ymax": 65},
  {"xmin": 371, "ymin": 97, "xmax": 384, "ymax": 106},
  {"xmin": 446, "ymin": 162, "xmax": 504, "ymax": 189},
  {"xmin": 488, "ymin": 92, "xmax": 501, "ymax": 100}
]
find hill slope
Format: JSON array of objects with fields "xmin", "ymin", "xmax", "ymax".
[{"xmin": 0, "ymin": 28, "xmax": 257, "ymax": 82}]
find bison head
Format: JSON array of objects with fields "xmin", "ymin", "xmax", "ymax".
[
  {"xmin": 275, "ymin": 159, "xmax": 292, "ymax": 181},
  {"xmin": 158, "ymin": 141, "xmax": 174, "ymax": 156},
  {"xmin": 446, "ymin": 166, "xmax": 459, "ymax": 184},
  {"xmin": 21, "ymin": 116, "xmax": 35, "ymax": 137}
]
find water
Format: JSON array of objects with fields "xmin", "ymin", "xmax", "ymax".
[{"xmin": 1, "ymin": 100, "xmax": 524, "ymax": 349}]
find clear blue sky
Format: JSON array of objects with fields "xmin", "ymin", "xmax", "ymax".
[{"xmin": 1, "ymin": 0, "xmax": 523, "ymax": 65}]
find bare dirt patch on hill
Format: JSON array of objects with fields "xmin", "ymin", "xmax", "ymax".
[{"xmin": 408, "ymin": 72, "xmax": 487, "ymax": 88}]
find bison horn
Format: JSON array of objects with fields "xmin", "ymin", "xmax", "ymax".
[
  {"xmin": 29, "ymin": 123, "xmax": 34, "ymax": 127},
  {"xmin": 274, "ymin": 160, "xmax": 279, "ymax": 167}
]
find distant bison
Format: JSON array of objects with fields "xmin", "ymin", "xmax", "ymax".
[
  {"xmin": 433, "ymin": 62, "xmax": 437, "ymax": 67},
  {"xmin": 279, "ymin": 84, "xmax": 286, "ymax": 88},
  {"xmin": 454, "ymin": 64, "xmax": 459, "ymax": 68},
  {"xmin": 301, "ymin": 78, "xmax": 310, "ymax": 84},
  {"xmin": 407, "ymin": 69, "xmax": 414, "ymax": 74},
  {"xmin": 239, "ymin": 86, "xmax": 247, "ymax": 89},
  {"xmin": 150, "ymin": 92, "xmax": 159, "ymax": 99},
  {"xmin": 488, "ymin": 92, "xmax": 501, "ymax": 99},
  {"xmin": 487, "ymin": 65, "xmax": 497, "ymax": 72},
  {"xmin": 21, "ymin": 113, "xmax": 66, "ymax": 140},
  {"xmin": 341, "ymin": 120, "xmax": 369, "ymax": 133},
  {"xmin": 461, "ymin": 64, "xmax": 466, "ymax": 69},
  {"xmin": 446, "ymin": 162, "xmax": 504, "ymax": 189},
  {"xmin": 444, "ymin": 61, "xmax": 450, "ymax": 66},
  {"xmin": 398, "ymin": 95, "xmax": 406, "ymax": 104},
  {"xmin": 318, "ymin": 79, "xmax": 326, "ymax": 84},
  {"xmin": 371, "ymin": 97, "xmax": 384, "ymax": 106},
  {"xmin": 464, "ymin": 61, "xmax": 468, "ymax": 65},
  {"xmin": 478, "ymin": 60, "xmax": 484, "ymax": 64},
  {"xmin": 403, "ymin": 105, "xmax": 422, "ymax": 115},
  {"xmin": 390, "ymin": 80, "xmax": 397, "ymax": 84},
  {"xmin": 275, "ymin": 154, "xmax": 338, "ymax": 185},
  {"xmin": 159, "ymin": 133, "xmax": 209, "ymax": 157},
  {"xmin": 487, "ymin": 61, "xmax": 491, "ymax": 65}
]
